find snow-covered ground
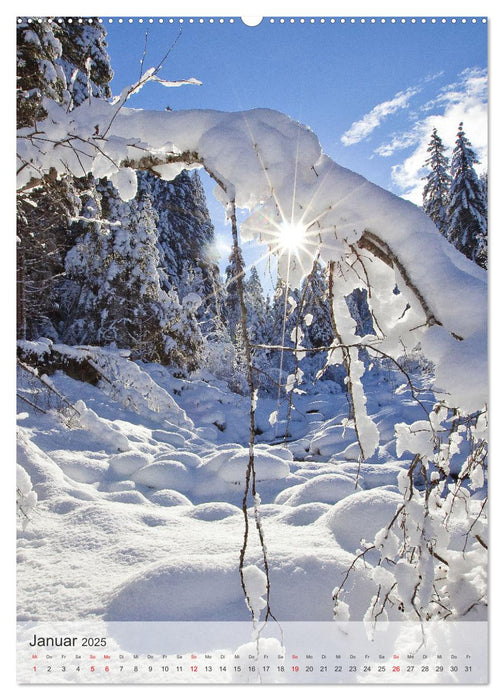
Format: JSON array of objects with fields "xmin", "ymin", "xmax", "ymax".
[{"xmin": 17, "ymin": 344, "xmax": 483, "ymax": 627}]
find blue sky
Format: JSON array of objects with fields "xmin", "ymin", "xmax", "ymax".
[{"xmin": 103, "ymin": 17, "xmax": 487, "ymax": 281}]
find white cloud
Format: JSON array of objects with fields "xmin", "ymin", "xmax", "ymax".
[
  {"xmin": 340, "ymin": 86, "xmax": 419, "ymax": 146},
  {"xmin": 374, "ymin": 130, "xmax": 420, "ymax": 157},
  {"xmin": 385, "ymin": 68, "xmax": 487, "ymax": 204}
]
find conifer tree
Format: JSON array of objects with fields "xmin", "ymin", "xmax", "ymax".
[
  {"xmin": 17, "ymin": 18, "xmax": 66, "ymax": 128},
  {"xmin": 446, "ymin": 123, "xmax": 487, "ymax": 267},
  {"xmin": 301, "ymin": 262, "xmax": 333, "ymax": 348},
  {"xmin": 54, "ymin": 18, "xmax": 113, "ymax": 107},
  {"xmin": 477, "ymin": 172, "xmax": 488, "ymax": 268},
  {"xmin": 63, "ymin": 181, "xmax": 205, "ymax": 369},
  {"xmin": 422, "ymin": 127, "xmax": 451, "ymax": 236},
  {"xmin": 17, "ymin": 18, "xmax": 114, "ymax": 339},
  {"xmin": 17, "ymin": 19, "xmax": 79, "ymax": 338},
  {"xmin": 17, "ymin": 178, "xmax": 80, "ymax": 340},
  {"xmin": 479, "ymin": 171, "xmax": 488, "ymax": 213},
  {"xmin": 244, "ymin": 266, "xmax": 268, "ymax": 344},
  {"xmin": 138, "ymin": 170, "xmax": 225, "ymax": 331},
  {"xmin": 345, "ymin": 289, "xmax": 374, "ymax": 337},
  {"xmin": 224, "ymin": 245, "xmax": 246, "ymax": 341}
]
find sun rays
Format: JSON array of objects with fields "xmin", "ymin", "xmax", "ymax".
[{"xmin": 276, "ymin": 220, "xmax": 307, "ymax": 253}]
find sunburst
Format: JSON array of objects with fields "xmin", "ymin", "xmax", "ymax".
[{"xmin": 275, "ymin": 220, "xmax": 308, "ymax": 254}]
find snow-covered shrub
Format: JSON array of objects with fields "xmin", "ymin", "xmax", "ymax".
[{"xmin": 333, "ymin": 405, "xmax": 487, "ymax": 622}]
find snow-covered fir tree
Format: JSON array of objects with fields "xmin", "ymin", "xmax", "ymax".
[
  {"xmin": 301, "ymin": 262, "xmax": 333, "ymax": 349},
  {"xmin": 59, "ymin": 180, "xmax": 112, "ymax": 343},
  {"xmin": 54, "ymin": 17, "xmax": 113, "ymax": 108},
  {"xmin": 17, "ymin": 177, "xmax": 80, "ymax": 340},
  {"xmin": 479, "ymin": 171, "xmax": 488, "ymax": 211},
  {"xmin": 94, "ymin": 183, "xmax": 168, "ymax": 357},
  {"xmin": 224, "ymin": 244, "xmax": 246, "ymax": 342},
  {"xmin": 477, "ymin": 172, "xmax": 488, "ymax": 268},
  {"xmin": 244, "ymin": 266, "xmax": 277, "ymax": 393},
  {"xmin": 446, "ymin": 123, "xmax": 487, "ymax": 267},
  {"xmin": 138, "ymin": 170, "xmax": 225, "ymax": 333},
  {"xmin": 244, "ymin": 266, "xmax": 269, "ymax": 345},
  {"xmin": 138, "ymin": 170, "xmax": 218, "ymax": 279},
  {"xmin": 16, "ymin": 18, "xmax": 66, "ymax": 128},
  {"xmin": 64, "ymin": 181, "xmax": 204, "ymax": 370},
  {"xmin": 17, "ymin": 18, "xmax": 114, "ymax": 340},
  {"xmin": 422, "ymin": 127, "xmax": 452, "ymax": 236}
]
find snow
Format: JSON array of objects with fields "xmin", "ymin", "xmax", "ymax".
[
  {"xmin": 274, "ymin": 473, "xmax": 360, "ymax": 507},
  {"xmin": 105, "ymin": 555, "xmax": 247, "ymax": 622},
  {"xmin": 16, "ymin": 464, "xmax": 38, "ymax": 525},
  {"xmin": 187, "ymin": 502, "xmax": 241, "ymax": 521},
  {"xmin": 49, "ymin": 449, "xmax": 109, "ymax": 484},
  {"xmin": 149, "ymin": 489, "xmax": 193, "ymax": 507},
  {"xmin": 110, "ymin": 167, "xmax": 138, "ymax": 201},
  {"xmin": 218, "ymin": 449, "xmax": 290, "ymax": 484},
  {"xmin": 108, "ymin": 451, "xmax": 151, "ymax": 477},
  {"xmin": 74, "ymin": 399, "xmax": 130, "ymax": 452},
  {"xmin": 322, "ymin": 488, "xmax": 403, "ymax": 553},
  {"xmin": 16, "ymin": 352, "xmax": 486, "ymax": 629},
  {"xmin": 242, "ymin": 564, "xmax": 268, "ymax": 621},
  {"xmin": 132, "ymin": 459, "xmax": 192, "ymax": 490},
  {"xmin": 151, "ymin": 429, "xmax": 187, "ymax": 447}
]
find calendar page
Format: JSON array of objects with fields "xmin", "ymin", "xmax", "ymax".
[{"xmin": 16, "ymin": 13, "xmax": 488, "ymax": 685}]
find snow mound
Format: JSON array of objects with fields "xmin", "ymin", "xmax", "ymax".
[
  {"xmin": 150, "ymin": 430, "xmax": 186, "ymax": 448},
  {"xmin": 338, "ymin": 441, "xmax": 363, "ymax": 462},
  {"xmin": 109, "ymin": 451, "xmax": 151, "ymax": 477},
  {"xmin": 187, "ymin": 502, "xmax": 241, "ymax": 521},
  {"xmin": 149, "ymin": 489, "xmax": 193, "ymax": 507},
  {"xmin": 132, "ymin": 459, "xmax": 192, "ymax": 490},
  {"xmin": 198, "ymin": 446, "xmax": 291, "ymax": 487},
  {"xmin": 105, "ymin": 556, "xmax": 247, "ymax": 621},
  {"xmin": 321, "ymin": 487, "xmax": 403, "ymax": 553},
  {"xmin": 306, "ymin": 399, "xmax": 336, "ymax": 417},
  {"xmin": 49, "ymin": 450, "xmax": 109, "ymax": 484},
  {"xmin": 153, "ymin": 450, "xmax": 202, "ymax": 468},
  {"xmin": 195, "ymin": 426, "xmax": 219, "ymax": 441},
  {"xmin": 218, "ymin": 449, "xmax": 290, "ymax": 484},
  {"xmin": 231, "ymin": 638, "xmax": 285, "ymax": 683},
  {"xmin": 102, "ymin": 490, "xmax": 151, "ymax": 505},
  {"xmin": 275, "ymin": 502, "xmax": 330, "ymax": 526},
  {"xmin": 86, "ymin": 350, "xmax": 194, "ymax": 430},
  {"xmin": 74, "ymin": 400, "xmax": 130, "ymax": 452},
  {"xmin": 266, "ymin": 551, "xmax": 376, "ymax": 620},
  {"xmin": 263, "ymin": 445, "xmax": 294, "ymax": 461},
  {"xmin": 274, "ymin": 473, "xmax": 359, "ymax": 507},
  {"xmin": 199, "ymin": 447, "xmax": 241, "ymax": 473},
  {"xmin": 337, "ymin": 462, "xmax": 406, "ymax": 490},
  {"xmin": 309, "ymin": 424, "xmax": 354, "ymax": 457}
]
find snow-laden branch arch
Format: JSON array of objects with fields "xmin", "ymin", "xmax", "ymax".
[{"xmin": 17, "ymin": 97, "xmax": 487, "ymax": 428}]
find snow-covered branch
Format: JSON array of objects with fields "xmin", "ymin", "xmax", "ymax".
[{"xmin": 17, "ymin": 97, "xmax": 487, "ymax": 419}]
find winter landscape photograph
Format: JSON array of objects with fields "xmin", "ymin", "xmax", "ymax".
[{"xmin": 16, "ymin": 14, "xmax": 488, "ymax": 684}]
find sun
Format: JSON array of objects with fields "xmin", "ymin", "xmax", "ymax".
[{"xmin": 276, "ymin": 220, "xmax": 307, "ymax": 253}]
